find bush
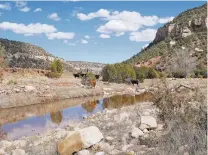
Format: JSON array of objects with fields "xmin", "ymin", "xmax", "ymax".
[
  {"xmin": 48, "ymin": 59, "xmax": 63, "ymax": 78},
  {"xmin": 146, "ymin": 80, "xmax": 207, "ymax": 155},
  {"xmin": 101, "ymin": 63, "xmax": 136, "ymax": 83},
  {"xmin": 81, "ymin": 72, "xmax": 96, "ymax": 86},
  {"xmin": 147, "ymin": 68, "xmax": 158, "ymax": 78},
  {"xmin": 172, "ymin": 70, "xmax": 186, "ymax": 78}
]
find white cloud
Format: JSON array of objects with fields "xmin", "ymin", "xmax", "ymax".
[
  {"xmin": 84, "ymin": 35, "xmax": 90, "ymax": 39},
  {"xmin": 63, "ymin": 40, "xmax": 76, "ymax": 46},
  {"xmin": 15, "ymin": 1, "xmax": 30, "ymax": 12},
  {"xmin": 16, "ymin": 1, "xmax": 27, "ymax": 8},
  {"xmin": 100, "ymin": 34, "xmax": 110, "ymax": 39},
  {"xmin": 48, "ymin": 13, "xmax": 61, "ymax": 21},
  {"xmin": 81, "ymin": 39, "xmax": 88, "ymax": 44},
  {"xmin": 46, "ymin": 32, "xmax": 75, "ymax": 40},
  {"xmin": 0, "ymin": 22, "xmax": 56, "ymax": 35},
  {"xmin": 19, "ymin": 7, "xmax": 30, "ymax": 12},
  {"xmin": 129, "ymin": 29, "xmax": 157, "ymax": 42},
  {"xmin": 34, "ymin": 8, "xmax": 42, "ymax": 12},
  {"xmin": 77, "ymin": 9, "xmax": 174, "ymax": 37},
  {"xmin": 77, "ymin": 9, "xmax": 109, "ymax": 21},
  {"xmin": 0, "ymin": 3, "xmax": 11, "ymax": 10}
]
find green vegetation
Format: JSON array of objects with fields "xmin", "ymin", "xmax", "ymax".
[
  {"xmin": 7, "ymin": 79, "xmax": 18, "ymax": 85},
  {"xmin": 101, "ymin": 63, "xmax": 136, "ymax": 83},
  {"xmin": 81, "ymin": 72, "xmax": 96, "ymax": 87},
  {"xmin": 47, "ymin": 59, "xmax": 63, "ymax": 78}
]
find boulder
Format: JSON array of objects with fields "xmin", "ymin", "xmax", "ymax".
[
  {"xmin": 24, "ymin": 86, "xmax": 36, "ymax": 92},
  {"xmin": 77, "ymin": 150, "xmax": 90, "ymax": 155},
  {"xmin": 0, "ymin": 140, "xmax": 12, "ymax": 148},
  {"xmin": 58, "ymin": 126, "xmax": 103, "ymax": 155},
  {"xmin": 12, "ymin": 149, "xmax": 25, "ymax": 155},
  {"xmin": 131, "ymin": 127, "xmax": 144, "ymax": 138},
  {"xmin": 141, "ymin": 116, "xmax": 157, "ymax": 129}
]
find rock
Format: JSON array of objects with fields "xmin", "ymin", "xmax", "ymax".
[
  {"xmin": 184, "ymin": 152, "xmax": 189, "ymax": 155},
  {"xmin": 0, "ymin": 149, "xmax": 5, "ymax": 155},
  {"xmin": 114, "ymin": 112, "xmax": 129, "ymax": 123},
  {"xmin": 58, "ymin": 126, "xmax": 103, "ymax": 155},
  {"xmin": 156, "ymin": 124, "xmax": 164, "ymax": 131},
  {"xmin": 95, "ymin": 152, "xmax": 105, "ymax": 155},
  {"xmin": 131, "ymin": 127, "xmax": 144, "ymax": 138},
  {"xmin": 105, "ymin": 136, "xmax": 114, "ymax": 142},
  {"xmin": 195, "ymin": 47, "xmax": 203, "ymax": 52},
  {"xmin": 13, "ymin": 140, "xmax": 26, "ymax": 148},
  {"xmin": 139, "ymin": 124, "xmax": 149, "ymax": 131},
  {"xmin": 24, "ymin": 86, "xmax": 36, "ymax": 92},
  {"xmin": 143, "ymin": 129, "xmax": 149, "ymax": 133},
  {"xmin": 12, "ymin": 149, "xmax": 25, "ymax": 155},
  {"xmin": 141, "ymin": 116, "xmax": 157, "ymax": 129},
  {"xmin": 77, "ymin": 150, "xmax": 90, "ymax": 155},
  {"xmin": 13, "ymin": 88, "xmax": 20, "ymax": 93},
  {"xmin": 122, "ymin": 144, "xmax": 133, "ymax": 152},
  {"xmin": 142, "ymin": 111, "xmax": 150, "ymax": 116},
  {"xmin": 0, "ymin": 140, "xmax": 12, "ymax": 149},
  {"xmin": 95, "ymin": 142, "xmax": 114, "ymax": 153},
  {"xmin": 126, "ymin": 151, "xmax": 135, "ymax": 155}
]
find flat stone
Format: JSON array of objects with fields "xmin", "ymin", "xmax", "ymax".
[
  {"xmin": 131, "ymin": 127, "xmax": 144, "ymax": 138},
  {"xmin": 141, "ymin": 116, "xmax": 157, "ymax": 129},
  {"xmin": 139, "ymin": 124, "xmax": 149, "ymax": 131},
  {"xmin": 105, "ymin": 136, "xmax": 114, "ymax": 141}
]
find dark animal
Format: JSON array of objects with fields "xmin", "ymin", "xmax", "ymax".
[
  {"xmin": 131, "ymin": 79, "xmax": 139, "ymax": 85},
  {"xmin": 73, "ymin": 73, "xmax": 80, "ymax": 78},
  {"xmin": 80, "ymin": 73, "xmax": 86, "ymax": 78},
  {"xmin": 95, "ymin": 75, "xmax": 100, "ymax": 80}
]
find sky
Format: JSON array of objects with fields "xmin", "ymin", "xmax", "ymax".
[{"xmin": 0, "ymin": 1, "xmax": 205, "ymax": 63}]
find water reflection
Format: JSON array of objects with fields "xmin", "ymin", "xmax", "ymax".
[
  {"xmin": 50, "ymin": 111, "xmax": 63, "ymax": 125},
  {"xmin": 103, "ymin": 92, "xmax": 153, "ymax": 109},
  {"xmin": 81, "ymin": 100, "xmax": 99, "ymax": 113},
  {"xmin": 0, "ymin": 92, "xmax": 153, "ymax": 140}
]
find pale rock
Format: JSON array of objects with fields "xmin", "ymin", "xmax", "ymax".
[
  {"xmin": 114, "ymin": 112, "xmax": 129, "ymax": 123},
  {"xmin": 77, "ymin": 150, "xmax": 90, "ymax": 155},
  {"xmin": 131, "ymin": 127, "xmax": 144, "ymax": 138},
  {"xmin": 12, "ymin": 149, "xmax": 25, "ymax": 155},
  {"xmin": 13, "ymin": 88, "xmax": 20, "ymax": 93},
  {"xmin": 96, "ymin": 141, "xmax": 114, "ymax": 153},
  {"xmin": 139, "ymin": 124, "xmax": 149, "ymax": 130},
  {"xmin": 13, "ymin": 140, "xmax": 26, "ymax": 148},
  {"xmin": 105, "ymin": 136, "xmax": 114, "ymax": 141},
  {"xmin": 95, "ymin": 152, "xmax": 105, "ymax": 155},
  {"xmin": 24, "ymin": 86, "xmax": 36, "ymax": 92},
  {"xmin": 143, "ymin": 129, "xmax": 149, "ymax": 133},
  {"xmin": 141, "ymin": 116, "xmax": 157, "ymax": 129},
  {"xmin": 184, "ymin": 152, "xmax": 189, "ymax": 155},
  {"xmin": 122, "ymin": 144, "xmax": 133, "ymax": 152},
  {"xmin": 195, "ymin": 48, "xmax": 203, "ymax": 52},
  {"xmin": 58, "ymin": 126, "xmax": 103, "ymax": 155},
  {"xmin": 142, "ymin": 111, "xmax": 150, "ymax": 116},
  {"xmin": 0, "ymin": 149, "xmax": 5, "ymax": 155},
  {"xmin": 0, "ymin": 140, "xmax": 12, "ymax": 149}
]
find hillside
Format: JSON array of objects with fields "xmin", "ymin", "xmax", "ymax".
[
  {"xmin": 0, "ymin": 39, "xmax": 105, "ymax": 73},
  {"xmin": 125, "ymin": 4, "xmax": 207, "ymax": 72}
]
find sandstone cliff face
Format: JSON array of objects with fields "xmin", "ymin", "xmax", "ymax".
[{"xmin": 153, "ymin": 16, "xmax": 207, "ymax": 43}]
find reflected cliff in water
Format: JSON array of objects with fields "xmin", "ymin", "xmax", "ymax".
[{"xmin": 0, "ymin": 92, "xmax": 152, "ymax": 140}]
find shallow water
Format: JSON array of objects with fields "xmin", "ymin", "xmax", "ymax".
[{"xmin": 0, "ymin": 92, "xmax": 152, "ymax": 140}]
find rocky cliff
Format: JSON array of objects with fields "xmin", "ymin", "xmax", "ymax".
[{"xmin": 125, "ymin": 4, "xmax": 207, "ymax": 71}]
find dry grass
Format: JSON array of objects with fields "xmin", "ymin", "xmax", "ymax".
[{"xmin": 145, "ymin": 79, "xmax": 207, "ymax": 155}]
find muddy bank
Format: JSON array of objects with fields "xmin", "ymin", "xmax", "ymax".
[{"xmin": 0, "ymin": 86, "xmax": 103, "ymax": 109}]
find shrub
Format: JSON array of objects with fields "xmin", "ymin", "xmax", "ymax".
[
  {"xmin": 7, "ymin": 79, "xmax": 17, "ymax": 85},
  {"xmin": 147, "ymin": 68, "xmax": 158, "ymax": 78},
  {"xmin": 48, "ymin": 59, "xmax": 63, "ymax": 78},
  {"xmin": 101, "ymin": 63, "xmax": 136, "ymax": 83},
  {"xmin": 81, "ymin": 72, "xmax": 96, "ymax": 87},
  {"xmin": 146, "ymin": 80, "xmax": 207, "ymax": 155}
]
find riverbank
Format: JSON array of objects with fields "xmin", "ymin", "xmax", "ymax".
[{"xmin": 0, "ymin": 101, "xmax": 160, "ymax": 155}]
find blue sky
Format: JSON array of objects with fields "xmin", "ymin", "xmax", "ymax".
[{"xmin": 0, "ymin": 1, "xmax": 205, "ymax": 63}]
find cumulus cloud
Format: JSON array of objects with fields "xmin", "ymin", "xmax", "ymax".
[
  {"xmin": 48, "ymin": 13, "xmax": 61, "ymax": 21},
  {"xmin": 34, "ymin": 8, "xmax": 42, "ymax": 12},
  {"xmin": 0, "ymin": 22, "xmax": 75, "ymax": 40},
  {"xmin": 0, "ymin": 22, "xmax": 56, "ymax": 35},
  {"xmin": 46, "ymin": 32, "xmax": 75, "ymax": 40},
  {"xmin": 77, "ymin": 9, "xmax": 109, "ymax": 21},
  {"xmin": 16, "ymin": 1, "xmax": 30, "ymax": 12},
  {"xmin": 81, "ymin": 39, "xmax": 88, "ymax": 44},
  {"xmin": 129, "ymin": 29, "xmax": 157, "ymax": 42},
  {"xmin": 0, "ymin": 3, "xmax": 11, "ymax": 10},
  {"xmin": 19, "ymin": 7, "xmax": 30, "ymax": 12},
  {"xmin": 84, "ymin": 35, "xmax": 90, "ymax": 39},
  {"xmin": 77, "ymin": 9, "xmax": 174, "ymax": 39},
  {"xmin": 100, "ymin": 34, "xmax": 110, "ymax": 39}
]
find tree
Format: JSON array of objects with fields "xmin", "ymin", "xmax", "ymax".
[
  {"xmin": 169, "ymin": 49, "xmax": 196, "ymax": 78},
  {"xmin": 48, "ymin": 59, "xmax": 63, "ymax": 78}
]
